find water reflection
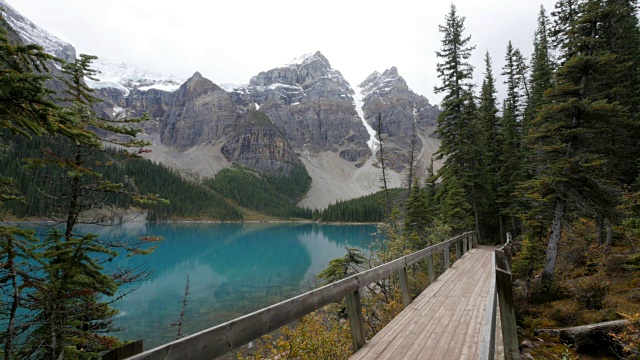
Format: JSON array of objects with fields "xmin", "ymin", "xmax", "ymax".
[{"xmin": 94, "ymin": 222, "xmax": 377, "ymax": 348}]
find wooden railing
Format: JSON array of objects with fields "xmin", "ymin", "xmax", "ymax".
[
  {"xmin": 478, "ymin": 234, "xmax": 519, "ymax": 360},
  {"xmin": 125, "ymin": 231, "xmax": 478, "ymax": 360}
]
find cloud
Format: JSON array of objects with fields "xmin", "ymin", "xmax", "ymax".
[{"xmin": 8, "ymin": 0, "xmax": 557, "ymax": 104}]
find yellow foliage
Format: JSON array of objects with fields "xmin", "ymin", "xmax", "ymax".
[{"xmin": 610, "ymin": 312, "xmax": 640, "ymax": 358}]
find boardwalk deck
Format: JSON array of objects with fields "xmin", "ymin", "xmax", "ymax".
[{"xmin": 350, "ymin": 246, "xmax": 496, "ymax": 360}]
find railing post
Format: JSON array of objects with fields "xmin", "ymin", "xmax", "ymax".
[
  {"xmin": 346, "ymin": 289, "xmax": 366, "ymax": 353},
  {"xmin": 463, "ymin": 236, "xmax": 468, "ymax": 254},
  {"xmin": 398, "ymin": 267, "xmax": 411, "ymax": 308},
  {"xmin": 473, "ymin": 232, "xmax": 478, "ymax": 247},
  {"xmin": 495, "ymin": 249, "xmax": 510, "ymax": 273},
  {"xmin": 496, "ymin": 267, "xmax": 519, "ymax": 360},
  {"xmin": 426, "ymin": 254, "xmax": 436, "ymax": 284},
  {"xmin": 444, "ymin": 245, "xmax": 450, "ymax": 269},
  {"xmin": 456, "ymin": 241, "xmax": 462, "ymax": 260}
]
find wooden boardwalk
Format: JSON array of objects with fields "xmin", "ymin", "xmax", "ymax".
[{"xmin": 351, "ymin": 246, "xmax": 497, "ymax": 360}]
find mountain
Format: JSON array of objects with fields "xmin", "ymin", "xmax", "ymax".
[
  {"xmin": 358, "ymin": 67, "xmax": 441, "ymax": 174},
  {"xmin": 1, "ymin": 2, "xmax": 441, "ymax": 210},
  {"xmin": 224, "ymin": 51, "xmax": 371, "ymax": 166},
  {"xmin": 0, "ymin": 0, "xmax": 75, "ymax": 63},
  {"xmin": 85, "ymin": 58, "xmax": 184, "ymax": 96}
]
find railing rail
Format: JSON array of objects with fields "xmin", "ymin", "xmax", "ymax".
[
  {"xmin": 125, "ymin": 231, "xmax": 478, "ymax": 360},
  {"xmin": 478, "ymin": 233, "xmax": 519, "ymax": 360}
]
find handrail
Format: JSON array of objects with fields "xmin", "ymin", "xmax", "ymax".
[
  {"xmin": 478, "ymin": 233, "xmax": 519, "ymax": 360},
  {"xmin": 478, "ymin": 252, "xmax": 497, "ymax": 359},
  {"xmin": 125, "ymin": 231, "xmax": 478, "ymax": 360}
]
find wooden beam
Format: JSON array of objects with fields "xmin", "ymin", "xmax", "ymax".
[
  {"xmin": 495, "ymin": 249, "xmax": 509, "ymax": 272},
  {"xmin": 346, "ymin": 290, "xmax": 366, "ymax": 353},
  {"xmin": 444, "ymin": 246, "xmax": 450, "ymax": 269},
  {"xmin": 398, "ymin": 267, "xmax": 411, "ymax": 308},
  {"xmin": 456, "ymin": 241, "xmax": 462, "ymax": 260},
  {"xmin": 477, "ymin": 254, "xmax": 496, "ymax": 360},
  {"xmin": 496, "ymin": 268, "xmax": 518, "ymax": 360},
  {"xmin": 102, "ymin": 340, "xmax": 143, "ymax": 360},
  {"xmin": 426, "ymin": 254, "xmax": 436, "ymax": 284}
]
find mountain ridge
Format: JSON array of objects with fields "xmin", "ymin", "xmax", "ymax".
[{"xmin": 1, "ymin": 2, "xmax": 441, "ymax": 209}]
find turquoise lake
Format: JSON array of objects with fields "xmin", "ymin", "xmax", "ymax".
[{"xmin": 77, "ymin": 222, "xmax": 379, "ymax": 349}]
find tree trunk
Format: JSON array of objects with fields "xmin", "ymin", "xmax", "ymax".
[
  {"xmin": 472, "ymin": 197, "xmax": 482, "ymax": 243},
  {"xmin": 603, "ymin": 218, "xmax": 613, "ymax": 253},
  {"xmin": 595, "ymin": 213, "xmax": 604, "ymax": 244},
  {"xmin": 542, "ymin": 197, "xmax": 565, "ymax": 284},
  {"xmin": 499, "ymin": 216, "xmax": 505, "ymax": 245}
]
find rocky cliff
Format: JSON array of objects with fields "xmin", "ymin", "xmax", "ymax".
[
  {"xmin": 358, "ymin": 67, "xmax": 440, "ymax": 173},
  {"xmin": 221, "ymin": 110, "xmax": 300, "ymax": 175},
  {"xmin": 3, "ymin": 1, "xmax": 443, "ymax": 209},
  {"xmin": 225, "ymin": 52, "xmax": 371, "ymax": 166},
  {"xmin": 159, "ymin": 72, "xmax": 240, "ymax": 149}
]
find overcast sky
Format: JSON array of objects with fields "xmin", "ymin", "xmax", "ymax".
[{"xmin": 8, "ymin": 0, "xmax": 556, "ymax": 105}]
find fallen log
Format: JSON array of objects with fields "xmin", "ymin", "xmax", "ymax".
[
  {"xmin": 559, "ymin": 320, "xmax": 629, "ymax": 349},
  {"xmin": 536, "ymin": 320, "xmax": 630, "ymax": 351}
]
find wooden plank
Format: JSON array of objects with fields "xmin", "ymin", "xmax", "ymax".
[
  {"xmin": 346, "ymin": 290, "xmax": 366, "ymax": 352},
  {"xmin": 102, "ymin": 340, "xmax": 143, "ymax": 360},
  {"xmin": 444, "ymin": 250, "xmax": 492, "ymax": 359},
  {"xmin": 351, "ymin": 247, "xmax": 495, "ymax": 360}
]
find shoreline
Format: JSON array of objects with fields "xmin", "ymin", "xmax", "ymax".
[{"xmin": 2, "ymin": 218, "xmax": 383, "ymax": 226}]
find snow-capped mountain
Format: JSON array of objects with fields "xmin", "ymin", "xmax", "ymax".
[
  {"xmin": 0, "ymin": 1, "xmax": 183, "ymax": 96},
  {"xmin": 85, "ymin": 58, "xmax": 185, "ymax": 96},
  {"xmin": 222, "ymin": 51, "xmax": 371, "ymax": 164},
  {"xmin": 0, "ymin": 0, "xmax": 75, "ymax": 63},
  {"xmin": 1, "ymin": 0, "xmax": 441, "ymax": 209},
  {"xmin": 358, "ymin": 67, "xmax": 440, "ymax": 173}
]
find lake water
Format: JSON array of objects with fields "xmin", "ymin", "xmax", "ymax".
[{"xmin": 83, "ymin": 222, "xmax": 379, "ymax": 348}]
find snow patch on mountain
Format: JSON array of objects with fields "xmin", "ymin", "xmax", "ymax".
[
  {"xmin": 286, "ymin": 53, "xmax": 318, "ymax": 66},
  {"xmin": 220, "ymin": 83, "xmax": 248, "ymax": 92},
  {"xmin": 0, "ymin": 0, "xmax": 76, "ymax": 62},
  {"xmin": 85, "ymin": 58, "xmax": 184, "ymax": 96},
  {"xmin": 353, "ymin": 86, "xmax": 379, "ymax": 154},
  {"xmin": 359, "ymin": 67, "xmax": 405, "ymax": 99}
]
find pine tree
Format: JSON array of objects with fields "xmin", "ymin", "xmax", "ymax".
[
  {"xmin": 434, "ymin": 4, "xmax": 476, "ymax": 170},
  {"xmin": 522, "ymin": 0, "xmax": 627, "ymax": 283},
  {"xmin": 21, "ymin": 54, "xmax": 162, "ymax": 358},
  {"xmin": 477, "ymin": 52, "xmax": 501, "ymax": 242},
  {"xmin": 404, "ymin": 177, "xmax": 429, "ymax": 245},
  {"xmin": 597, "ymin": 0, "xmax": 640, "ymax": 185},
  {"xmin": 0, "ymin": 227, "xmax": 39, "ymax": 360},
  {"xmin": 551, "ymin": 0, "xmax": 583, "ymax": 63},
  {"xmin": 435, "ymin": 176, "xmax": 474, "ymax": 235},
  {"xmin": 498, "ymin": 41, "xmax": 528, "ymax": 237},
  {"xmin": 434, "ymin": 4, "xmax": 484, "ymax": 237},
  {"xmin": 528, "ymin": 6, "xmax": 555, "ymax": 122},
  {"xmin": 0, "ymin": 18, "xmax": 90, "ymax": 142}
]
